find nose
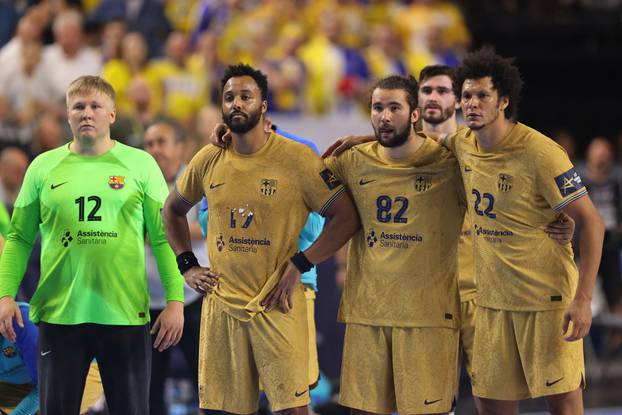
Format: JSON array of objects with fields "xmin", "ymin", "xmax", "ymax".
[
  {"xmin": 82, "ymin": 106, "xmax": 94, "ymax": 119},
  {"xmin": 232, "ymin": 96, "xmax": 243, "ymax": 109},
  {"xmin": 380, "ymin": 108, "xmax": 392, "ymax": 122}
]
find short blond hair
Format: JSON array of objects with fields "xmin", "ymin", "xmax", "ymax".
[{"xmin": 66, "ymin": 75, "xmax": 116, "ymax": 103}]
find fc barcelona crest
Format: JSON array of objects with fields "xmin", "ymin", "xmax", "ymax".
[
  {"xmin": 109, "ymin": 175, "xmax": 125, "ymax": 190},
  {"xmin": 415, "ymin": 175, "xmax": 432, "ymax": 192},
  {"xmin": 498, "ymin": 173, "xmax": 513, "ymax": 192},
  {"xmin": 260, "ymin": 178, "xmax": 277, "ymax": 196}
]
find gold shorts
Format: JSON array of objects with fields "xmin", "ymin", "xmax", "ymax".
[
  {"xmin": 198, "ymin": 288, "xmax": 310, "ymax": 414},
  {"xmin": 304, "ymin": 287, "xmax": 319, "ymax": 387},
  {"xmin": 460, "ymin": 299, "xmax": 477, "ymax": 378},
  {"xmin": 472, "ymin": 306, "xmax": 585, "ymax": 400},
  {"xmin": 0, "ymin": 362, "xmax": 102, "ymax": 414},
  {"xmin": 339, "ymin": 324, "xmax": 459, "ymax": 414}
]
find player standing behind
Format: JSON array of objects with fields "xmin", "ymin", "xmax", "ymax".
[
  {"xmin": 445, "ymin": 48, "xmax": 603, "ymax": 414},
  {"xmin": 325, "ymin": 74, "xmax": 465, "ymax": 414},
  {"xmin": 0, "ymin": 76, "xmax": 185, "ymax": 415},
  {"xmin": 163, "ymin": 64, "xmax": 359, "ymax": 415}
]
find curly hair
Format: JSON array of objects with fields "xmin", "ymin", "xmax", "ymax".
[
  {"xmin": 453, "ymin": 47, "xmax": 523, "ymax": 120},
  {"xmin": 368, "ymin": 75, "xmax": 419, "ymax": 113},
  {"xmin": 221, "ymin": 63, "xmax": 269, "ymax": 101}
]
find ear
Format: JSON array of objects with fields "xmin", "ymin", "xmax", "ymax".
[
  {"xmin": 499, "ymin": 96, "xmax": 509, "ymax": 112},
  {"xmin": 411, "ymin": 107, "xmax": 420, "ymax": 124},
  {"xmin": 261, "ymin": 100, "xmax": 268, "ymax": 114},
  {"xmin": 109, "ymin": 107, "xmax": 117, "ymax": 125}
]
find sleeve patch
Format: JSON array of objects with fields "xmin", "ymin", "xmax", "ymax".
[
  {"xmin": 319, "ymin": 168, "xmax": 342, "ymax": 190},
  {"xmin": 554, "ymin": 168, "xmax": 584, "ymax": 197}
]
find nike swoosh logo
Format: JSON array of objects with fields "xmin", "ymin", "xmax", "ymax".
[
  {"xmin": 209, "ymin": 183, "xmax": 225, "ymax": 189},
  {"xmin": 546, "ymin": 377, "xmax": 564, "ymax": 387},
  {"xmin": 359, "ymin": 179, "xmax": 376, "ymax": 185},
  {"xmin": 41, "ymin": 350, "xmax": 52, "ymax": 356},
  {"xmin": 50, "ymin": 181, "xmax": 68, "ymax": 189},
  {"xmin": 294, "ymin": 389, "xmax": 308, "ymax": 397},
  {"xmin": 424, "ymin": 399, "xmax": 442, "ymax": 405},
  {"xmin": 464, "ymin": 166, "xmax": 472, "ymax": 172}
]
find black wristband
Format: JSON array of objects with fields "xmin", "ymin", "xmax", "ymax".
[
  {"xmin": 290, "ymin": 251, "xmax": 314, "ymax": 274},
  {"xmin": 176, "ymin": 251, "xmax": 199, "ymax": 275}
]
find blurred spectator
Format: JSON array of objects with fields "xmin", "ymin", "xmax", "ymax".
[
  {"xmin": 102, "ymin": 31, "xmax": 153, "ymax": 115},
  {"xmin": 299, "ymin": 5, "xmax": 370, "ymax": 113},
  {"xmin": 38, "ymin": 9, "xmax": 102, "ymax": 118},
  {"xmin": 364, "ymin": 24, "xmax": 408, "ymax": 79},
  {"xmin": 148, "ymin": 31, "xmax": 206, "ymax": 129},
  {"xmin": 187, "ymin": 31, "xmax": 224, "ymax": 107},
  {"xmin": 29, "ymin": 113, "xmax": 64, "ymax": 157},
  {"xmin": 0, "ymin": 12, "xmax": 44, "ymax": 78},
  {"xmin": 99, "ymin": 18, "xmax": 128, "ymax": 62},
  {"xmin": 0, "ymin": 39, "xmax": 46, "ymax": 148},
  {"xmin": 143, "ymin": 121, "xmax": 205, "ymax": 415},
  {"xmin": 395, "ymin": 0, "xmax": 470, "ymax": 74},
  {"xmin": 193, "ymin": 105, "xmax": 220, "ymax": 159},
  {"xmin": 582, "ymin": 137, "xmax": 622, "ymax": 313},
  {"xmin": 0, "ymin": 147, "xmax": 29, "ymax": 211},
  {"xmin": 89, "ymin": 0, "xmax": 172, "ymax": 58}
]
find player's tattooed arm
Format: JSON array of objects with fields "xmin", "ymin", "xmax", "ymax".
[
  {"xmin": 560, "ymin": 195, "xmax": 604, "ymax": 341},
  {"xmin": 163, "ymin": 191, "xmax": 219, "ymax": 295}
]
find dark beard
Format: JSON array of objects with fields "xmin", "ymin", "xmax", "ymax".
[
  {"xmin": 374, "ymin": 122, "xmax": 411, "ymax": 148},
  {"xmin": 223, "ymin": 108, "xmax": 262, "ymax": 134},
  {"xmin": 422, "ymin": 105, "xmax": 455, "ymax": 125}
]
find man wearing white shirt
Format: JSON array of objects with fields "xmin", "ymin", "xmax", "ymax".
[{"xmin": 38, "ymin": 10, "xmax": 101, "ymax": 116}]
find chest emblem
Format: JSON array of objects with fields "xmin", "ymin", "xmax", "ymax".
[
  {"xmin": 2, "ymin": 346, "xmax": 17, "ymax": 358},
  {"xmin": 260, "ymin": 179, "xmax": 277, "ymax": 196},
  {"xmin": 109, "ymin": 175, "xmax": 125, "ymax": 190},
  {"xmin": 415, "ymin": 175, "xmax": 432, "ymax": 192},
  {"xmin": 498, "ymin": 173, "xmax": 513, "ymax": 193}
]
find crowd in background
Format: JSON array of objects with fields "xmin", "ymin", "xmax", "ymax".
[{"xmin": 0, "ymin": 0, "xmax": 470, "ymax": 160}]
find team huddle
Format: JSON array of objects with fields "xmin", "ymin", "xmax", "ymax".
[{"xmin": 0, "ymin": 47, "xmax": 604, "ymax": 415}]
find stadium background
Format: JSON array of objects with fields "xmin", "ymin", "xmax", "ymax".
[{"xmin": 0, "ymin": 0, "xmax": 621, "ymax": 414}]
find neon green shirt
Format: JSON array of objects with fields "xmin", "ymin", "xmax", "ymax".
[
  {"xmin": 0, "ymin": 200, "xmax": 9, "ymax": 238},
  {"xmin": 0, "ymin": 142, "xmax": 184, "ymax": 325}
]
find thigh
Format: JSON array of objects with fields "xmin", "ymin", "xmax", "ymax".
[
  {"xmin": 198, "ymin": 295, "xmax": 259, "ymax": 414},
  {"xmin": 179, "ymin": 297, "xmax": 203, "ymax": 377},
  {"xmin": 94, "ymin": 324, "xmax": 151, "ymax": 415},
  {"xmin": 250, "ymin": 287, "xmax": 310, "ymax": 412},
  {"xmin": 38, "ymin": 322, "xmax": 93, "ymax": 415},
  {"xmin": 339, "ymin": 324, "xmax": 395, "ymax": 414},
  {"xmin": 304, "ymin": 287, "xmax": 319, "ymax": 388},
  {"xmin": 392, "ymin": 326, "xmax": 459, "ymax": 414},
  {"xmin": 514, "ymin": 309, "xmax": 585, "ymax": 399},
  {"xmin": 460, "ymin": 299, "xmax": 477, "ymax": 379},
  {"xmin": 471, "ymin": 307, "xmax": 530, "ymax": 400}
]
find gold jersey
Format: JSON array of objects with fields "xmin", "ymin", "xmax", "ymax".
[
  {"xmin": 458, "ymin": 212, "xmax": 476, "ymax": 301},
  {"xmin": 445, "ymin": 122, "xmax": 586, "ymax": 311},
  {"xmin": 176, "ymin": 133, "xmax": 345, "ymax": 321},
  {"xmin": 326, "ymin": 136, "xmax": 465, "ymax": 328}
]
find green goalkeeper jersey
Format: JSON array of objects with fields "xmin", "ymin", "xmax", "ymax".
[{"xmin": 0, "ymin": 142, "xmax": 184, "ymax": 325}]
